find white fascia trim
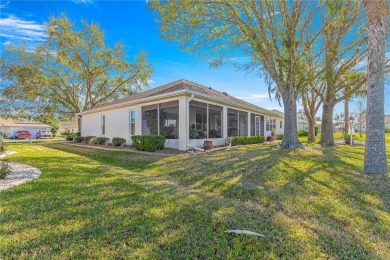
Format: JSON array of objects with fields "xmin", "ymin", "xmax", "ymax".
[
  {"xmin": 77, "ymin": 89, "xmax": 284, "ymax": 119},
  {"xmin": 77, "ymin": 90, "xmax": 188, "ymax": 115}
]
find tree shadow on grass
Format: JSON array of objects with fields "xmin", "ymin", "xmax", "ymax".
[{"xmin": 1, "ymin": 142, "xmax": 390, "ymax": 258}]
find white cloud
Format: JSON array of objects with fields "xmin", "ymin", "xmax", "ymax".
[
  {"xmin": 72, "ymin": 0, "xmax": 94, "ymax": 5},
  {"xmin": 2, "ymin": 40, "xmax": 10, "ymax": 46},
  {"xmin": 0, "ymin": 1, "xmax": 10, "ymax": 9},
  {"xmin": 0, "ymin": 15, "xmax": 46, "ymax": 42},
  {"xmin": 147, "ymin": 79, "xmax": 155, "ymax": 85},
  {"xmin": 228, "ymin": 56, "xmax": 251, "ymax": 63},
  {"xmin": 237, "ymin": 93, "xmax": 270, "ymax": 102}
]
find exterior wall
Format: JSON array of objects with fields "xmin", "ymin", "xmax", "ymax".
[
  {"xmin": 188, "ymin": 138, "xmax": 226, "ymax": 148},
  {"xmin": 80, "ymin": 94, "xmax": 284, "ymax": 150},
  {"xmin": 298, "ymin": 122, "xmax": 308, "ymax": 131},
  {"xmin": 81, "ymin": 96, "xmax": 183, "ymax": 149},
  {"xmin": 264, "ymin": 117, "xmax": 284, "ymax": 137}
]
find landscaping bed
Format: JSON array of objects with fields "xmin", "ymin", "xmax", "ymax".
[{"xmin": 66, "ymin": 142, "xmax": 187, "ymax": 155}]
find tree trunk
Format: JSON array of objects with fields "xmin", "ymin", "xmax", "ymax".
[
  {"xmin": 364, "ymin": 0, "xmax": 388, "ymax": 174},
  {"xmin": 319, "ymin": 102, "xmax": 335, "ymax": 146},
  {"xmin": 359, "ymin": 113, "xmax": 363, "ymax": 137},
  {"xmin": 280, "ymin": 89, "xmax": 302, "ymax": 149},
  {"xmin": 344, "ymin": 99, "xmax": 349, "ymax": 134},
  {"xmin": 307, "ymin": 117, "xmax": 316, "ymax": 142}
]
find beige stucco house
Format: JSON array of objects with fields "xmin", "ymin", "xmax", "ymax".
[{"xmin": 78, "ymin": 80, "xmax": 284, "ymax": 150}]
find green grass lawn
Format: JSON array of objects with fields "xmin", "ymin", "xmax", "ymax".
[{"xmin": 1, "ymin": 135, "xmax": 389, "ymax": 259}]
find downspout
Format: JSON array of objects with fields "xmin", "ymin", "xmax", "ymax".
[{"xmin": 186, "ymin": 94, "xmax": 195, "ymax": 147}]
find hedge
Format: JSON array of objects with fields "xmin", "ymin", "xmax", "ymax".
[
  {"xmin": 112, "ymin": 137, "xmax": 127, "ymax": 147},
  {"xmin": 131, "ymin": 135, "xmax": 166, "ymax": 152},
  {"xmin": 88, "ymin": 137, "xmax": 98, "ymax": 145},
  {"xmin": 228, "ymin": 136, "xmax": 265, "ymax": 146},
  {"xmin": 97, "ymin": 137, "xmax": 110, "ymax": 145},
  {"xmin": 74, "ymin": 136, "xmax": 85, "ymax": 143},
  {"xmin": 297, "ymin": 130, "xmax": 308, "ymax": 137},
  {"xmin": 276, "ymin": 134, "xmax": 284, "ymax": 140},
  {"xmin": 84, "ymin": 136, "xmax": 97, "ymax": 144}
]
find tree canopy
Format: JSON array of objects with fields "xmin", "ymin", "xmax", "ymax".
[
  {"xmin": 150, "ymin": 0, "xmax": 320, "ymax": 148},
  {"xmin": 0, "ymin": 15, "xmax": 152, "ymax": 125}
]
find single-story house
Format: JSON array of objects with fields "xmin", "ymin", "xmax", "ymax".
[
  {"xmin": 78, "ymin": 79, "xmax": 285, "ymax": 150},
  {"xmin": 0, "ymin": 118, "xmax": 52, "ymax": 139},
  {"xmin": 297, "ymin": 119, "xmax": 308, "ymax": 131}
]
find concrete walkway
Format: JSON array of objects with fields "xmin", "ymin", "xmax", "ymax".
[{"xmin": 0, "ymin": 151, "xmax": 42, "ymax": 191}]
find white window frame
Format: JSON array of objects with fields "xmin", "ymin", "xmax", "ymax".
[{"xmin": 129, "ymin": 110, "xmax": 135, "ymax": 136}]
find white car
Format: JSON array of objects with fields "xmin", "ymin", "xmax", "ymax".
[{"xmin": 36, "ymin": 130, "xmax": 53, "ymax": 139}]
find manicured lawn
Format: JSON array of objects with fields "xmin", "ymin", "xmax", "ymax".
[{"xmin": 1, "ymin": 136, "xmax": 389, "ymax": 259}]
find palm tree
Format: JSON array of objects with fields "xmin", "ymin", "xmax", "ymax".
[{"xmin": 363, "ymin": 0, "xmax": 388, "ymax": 174}]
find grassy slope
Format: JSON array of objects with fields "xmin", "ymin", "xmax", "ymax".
[{"xmin": 0, "ymin": 135, "xmax": 389, "ymax": 259}]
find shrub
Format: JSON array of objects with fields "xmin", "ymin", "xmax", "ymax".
[
  {"xmin": 276, "ymin": 134, "xmax": 284, "ymax": 140},
  {"xmin": 0, "ymin": 161, "xmax": 12, "ymax": 179},
  {"xmin": 112, "ymin": 137, "xmax": 127, "ymax": 147},
  {"xmin": 74, "ymin": 136, "xmax": 85, "ymax": 143},
  {"xmin": 228, "ymin": 136, "xmax": 265, "ymax": 146},
  {"xmin": 344, "ymin": 134, "xmax": 353, "ymax": 144},
  {"xmin": 88, "ymin": 137, "xmax": 98, "ymax": 145},
  {"xmin": 298, "ymin": 130, "xmax": 309, "ymax": 137},
  {"xmin": 97, "ymin": 137, "xmax": 110, "ymax": 145},
  {"xmin": 84, "ymin": 136, "xmax": 96, "ymax": 144},
  {"xmin": 343, "ymin": 134, "xmax": 363, "ymax": 144},
  {"xmin": 131, "ymin": 135, "xmax": 166, "ymax": 152}
]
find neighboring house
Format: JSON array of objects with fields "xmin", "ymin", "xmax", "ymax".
[
  {"xmin": 297, "ymin": 119, "xmax": 308, "ymax": 131},
  {"xmin": 352, "ymin": 120, "xmax": 366, "ymax": 133},
  {"xmin": 0, "ymin": 118, "xmax": 52, "ymax": 139},
  {"xmin": 58, "ymin": 121, "xmax": 79, "ymax": 135},
  {"xmin": 296, "ymin": 119, "xmax": 321, "ymax": 132},
  {"xmin": 335, "ymin": 123, "xmax": 345, "ymax": 132},
  {"xmin": 78, "ymin": 79, "xmax": 285, "ymax": 150},
  {"xmin": 350, "ymin": 115, "xmax": 390, "ymax": 133}
]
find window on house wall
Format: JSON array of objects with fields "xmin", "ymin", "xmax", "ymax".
[
  {"xmin": 129, "ymin": 110, "xmax": 135, "ymax": 135},
  {"xmin": 208, "ymin": 104, "xmax": 222, "ymax": 138},
  {"xmin": 280, "ymin": 120, "xmax": 283, "ymax": 129},
  {"xmin": 160, "ymin": 101, "xmax": 179, "ymax": 139},
  {"xmin": 142, "ymin": 104, "xmax": 158, "ymax": 135},
  {"xmin": 189, "ymin": 101, "xmax": 207, "ymax": 139},
  {"xmin": 228, "ymin": 109, "xmax": 238, "ymax": 137},
  {"xmin": 101, "ymin": 115, "xmax": 106, "ymax": 135},
  {"xmin": 266, "ymin": 117, "xmax": 276, "ymax": 131}
]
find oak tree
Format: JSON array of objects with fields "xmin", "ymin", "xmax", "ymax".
[
  {"xmin": 150, "ymin": 0, "xmax": 319, "ymax": 148},
  {"xmin": 1, "ymin": 15, "xmax": 152, "ymax": 131}
]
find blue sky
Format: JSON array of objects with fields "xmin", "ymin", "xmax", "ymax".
[{"xmin": 0, "ymin": 0, "xmax": 389, "ymax": 115}]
